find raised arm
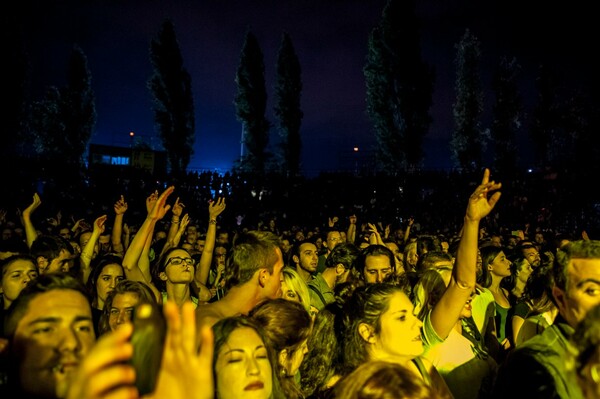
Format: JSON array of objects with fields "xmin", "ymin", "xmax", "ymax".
[
  {"xmin": 123, "ymin": 187, "xmax": 174, "ymax": 299},
  {"xmin": 165, "ymin": 197, "xmax": 185, "ymax": 244},
  {"xmin": 79, "ymin": 215, "xmax": 107, "ymax": 285},
  {"xmin": 195, "ymin": 197, "xmax": 226, "ymax": 287},
  {"xmin": 403, "ymin": 217, "xmax": 414, "ymax": 244},
  {"xmin": 347, "ymin": 214, "xmax": 357, "ymax": 245},
  {"xmin": 429, "ymin": 168, "xmax": 502, "ymax": 339},
  {"xmin": 21, "ymin": 193, "xmax": 42, "ymax": 248},
  {"xmin": 111, "ymin": 195, "xmax": 128, "ymax": 256}
]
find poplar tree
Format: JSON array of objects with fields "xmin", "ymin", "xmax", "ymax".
[
  {"xmin": 451, "ymin": 29, "xmax": 486, "ymax": 173},
  {"xmin": 364, "ymin": 0, "xmax": 434, "ymax": 174},
  {"xmin": 148, "ymin": 19, "xmax": 195, "ymax": 179},
  {"xmin": 234, "ymin": 29, "xmax": 270, "ymax": 175},
  {"xmin": 274, "ymin": 32, "xmax": 303, "ymax": 177}
]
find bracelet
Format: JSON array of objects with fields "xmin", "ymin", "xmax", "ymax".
[
  {"xmin": 209, "ymin": 219, "xmax": 217, "ymax": 225},
  {"xmin": 171, "ymin": 218, "xmax": 180, "ymax": 224}
]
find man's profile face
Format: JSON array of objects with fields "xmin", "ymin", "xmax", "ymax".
[
  {"xmin": 555, "ymin": 258, "xmax": 600, "ymax": 327},
  {"xmin": 13, "ymin": 289, "xmax": 95, "ymax": 398},
  {"xmin": 295, "ymin": 242, "xmax": 318, "ymax": 274},
  {"xmin": 265, "ymin": 248, "xmax": 285, "ymax": 299},
  {"xmin": 38, "ymin": 249, "xmax": 72, "ymax": 275}
]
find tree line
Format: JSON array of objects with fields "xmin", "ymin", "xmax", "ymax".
[{"xmin": 2, "ymin": 0, "xmax": 599, "ymax": 189}]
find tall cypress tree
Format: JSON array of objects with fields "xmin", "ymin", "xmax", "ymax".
[
  {"xmin": 234, "ymin": 29, "xmax": 270, "ymax": 175},
  {"xmin": 364, "ymin": 0, "xmax": 434, "ymax": 174},
  {"xmin": 148, "ymin": 19, "xmax": 195, "ymax": 180},
  {"xmin": 274, "ymin": 32, "xmax": 303, "ymax": 177},
  {"xmin": 62, "ymin": 45, "xmax": 97, "ymax": 169},
  {"xmin": 451, "ymin": 29, "xmax": 486, "ymax": 173}
]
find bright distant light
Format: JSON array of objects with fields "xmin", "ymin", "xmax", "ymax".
[
  {"xmin": 353, "ymin": 147, "xmax": 359, "ymax": 152},
  {"xmin": 129, "ymin": 131, "xmax": 135, "ymax": 137}
]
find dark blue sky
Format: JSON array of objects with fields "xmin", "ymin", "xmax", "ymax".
[{"xmin": 21, "ymin": 1, "xmax": 596, "ymax": 176}]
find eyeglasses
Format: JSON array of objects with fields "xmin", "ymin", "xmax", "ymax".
[{"xmin": 166, "ymin": 257, "xmax": 195, "ymax": 266}]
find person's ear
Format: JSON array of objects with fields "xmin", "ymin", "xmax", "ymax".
[
  {"xmin": 335, "ymin": 264, "xmax": 345, "ymax": 276},
  {"xmin": 358, "ymin": 322, "xmax": 376, "ymax": 343},
  {"xmin": 159, "ymin": 271, "xmax": 168, "ymax": 281},
  {"xmin": 258, "ymin": 269, "xmax": 268, "ymax": 287},
  {"xmin": 292, "ymin": 255, "xmax": 299, "ymax": 265},
  {"xmin": 552, "ymin": 286, "xmax": 567, "ymax": 313}
]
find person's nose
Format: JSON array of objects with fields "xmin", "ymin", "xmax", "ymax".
[
  {"xmin": 117, "ymin": 311, "xmax": 127, "ymax": 325},
  {"xmin": 247, "ymin": 357, "xmax": 260, "ymax": 376},
  {"xmin": 58, "ymin": 326, "xmax": 81, "ymax": 352},
  {"xmin": 376, "ymin": 271, "xmax": 385, "ymax": 283}
]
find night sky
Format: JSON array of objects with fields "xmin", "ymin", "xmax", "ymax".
[{"xmin": 19, "ymin": 1, "xmax": 597, "ymax": 176}]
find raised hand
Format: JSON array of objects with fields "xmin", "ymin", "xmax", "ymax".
[
  {"xmin": 171, "ymin": 197, "xmax": 185, "ymax": 218},
  {"xmin": 146, "ymin": 190, "xmax": 159, "ymax": 214},
  {"xmin": 208, "ymin": 197, "xmax": 226, "ymax": 220},
  {"xmin": 143, "ymin": 301, "xmax": 214, "ymax": 399},
  {"xmin": 148, "ymin": 187, "xmax": 175, "ymax": 221},
  {"xmin": 114, "ymin": 195, "xmax": 128, "ymax": 215},
  {"xmin": 22, "ymin": 193, "xmax": 42, "ymax": 218},
  {"xmin": 465, "ymin": 168, "xmax": 502, "ymax": 223},
  {"xmin": 65, "ymin": 324, "xmax": 136, "ymax": 399},
  {"xmin": 93, "ymin": 215, "xmax": 108, "ymax": 234}
]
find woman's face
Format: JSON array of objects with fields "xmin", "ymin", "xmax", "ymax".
[
  {"xmin": 371, "ymin": 291, "xmax": 424, "ymax": 360},
  {"xmin": 280, "ymin": 279, "xmax": 301, "ymax": 304},
  {"xmin": 108, "ymin": 292, "xmax": 140, "ymax": 331},
  {"xmin": 489, "ymin": 251, "xmax": 512, "ymax": 278},
  {"xmin": 1, "ymin": 259, "xmax": 38, "ymax": 307},
  {"xmin": 163, "ymin": 249, "xmax": 195, "ymax": 285},
  {"xmin": 282, "ymin": 338, "xmax": 309, "ymax": 377},
  {"xmin": 516, "ymin": 260, "xmax": 534, "ymax": 283},
  {"xmin": 216, "ymin": 327, "xmax": 273, "ymax": 399},
  {"xmin": 96, "ymin": 264, "xmax": 124, "ymax": 304}
]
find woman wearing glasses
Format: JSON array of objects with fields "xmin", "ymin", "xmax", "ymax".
[{"xmin": 153, "ymin": 247, "xmax": 211, "ymax": 308}]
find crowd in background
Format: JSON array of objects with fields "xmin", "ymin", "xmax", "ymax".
[{"xmin": 0, "ymin": 166, "xmax": 599, "ymax": 399}]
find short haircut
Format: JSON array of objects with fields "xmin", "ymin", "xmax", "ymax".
[
  {"xmin": 359, "ymin": 245, "xmax": 395, "ymax": 274},
  {"xmin": 30, "ymin": 234, "xmax": 73, "ymax": 262},
  {"xmin": 4, "ymin": 273, "xmax": 90, "ymax": 338},
  {"xmin": 325, "ymin": 242, "xmax": 361, "ymax": 270},
  {"xmin": 224, "ymin": 230, "xmax": 282, "ymax": 289}
]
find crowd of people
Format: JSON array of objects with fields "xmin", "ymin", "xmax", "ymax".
[{"xmin": 0, "ymin": 167, "xmax": 599, "ymax": 399}]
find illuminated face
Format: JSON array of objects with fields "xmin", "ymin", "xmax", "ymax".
[
  {"xmin": 363, "ymin": 255, "xmax": 393, "ymax": 284},
  {"xmin": 162, "ymin": 249, "xmax": 195, "ymax": 285},
  {"xmin": 195, "ymin": 239, "xmax": 206, "ymax": 253},
  {"xmin": 108, "ymin": 292, "xmax": 139, "ymax": 331},
  {"xmin": 326, "ymin": 231, "xmax": 342, "ymax": 251},
  {"xmin": 0, "ymin": 259, "xmax": 38, "ymax": 309},
  {"xmin": 13, "ymin": 289, "xmax": 95, "ymax": 398},
  {"xmin": 555, "ymin": 258, "xmax": 600, "ymax": 327},
  {"xmin": 95, "ymin": 264, "xmax": 124, "ymax": 306},
  {"xmin": 516, "ymin": 260, "xmax": 534, "ymax": 284},
  {"xmin": 522, "ymin": 247, "xmax": 541, "ymax": 268},
  {"xmin": 489, "ymin": 251, "xmax": 512, "ymax": 278},
  {"xmin": 280, "ymin": 279, "xmax": 301, "ymax": 304},
  {"xmin": 294, "ymin": 243, "xmax": 318, "ymax": 274},
  {"xmin": 369, "ymin": 292, "xmax": 424, "ymax": 361},
  {"xmin": 38, "ymin": 249, "xmax": 72, "ymax": 275},
  {"xmin": 215, "ymin": 327, "xmax": 273, "ymax": 399}
]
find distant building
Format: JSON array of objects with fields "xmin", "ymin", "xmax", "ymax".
[{"xmin": 88, "ymin": 144, "xmax": 167, "ymax": 178}]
